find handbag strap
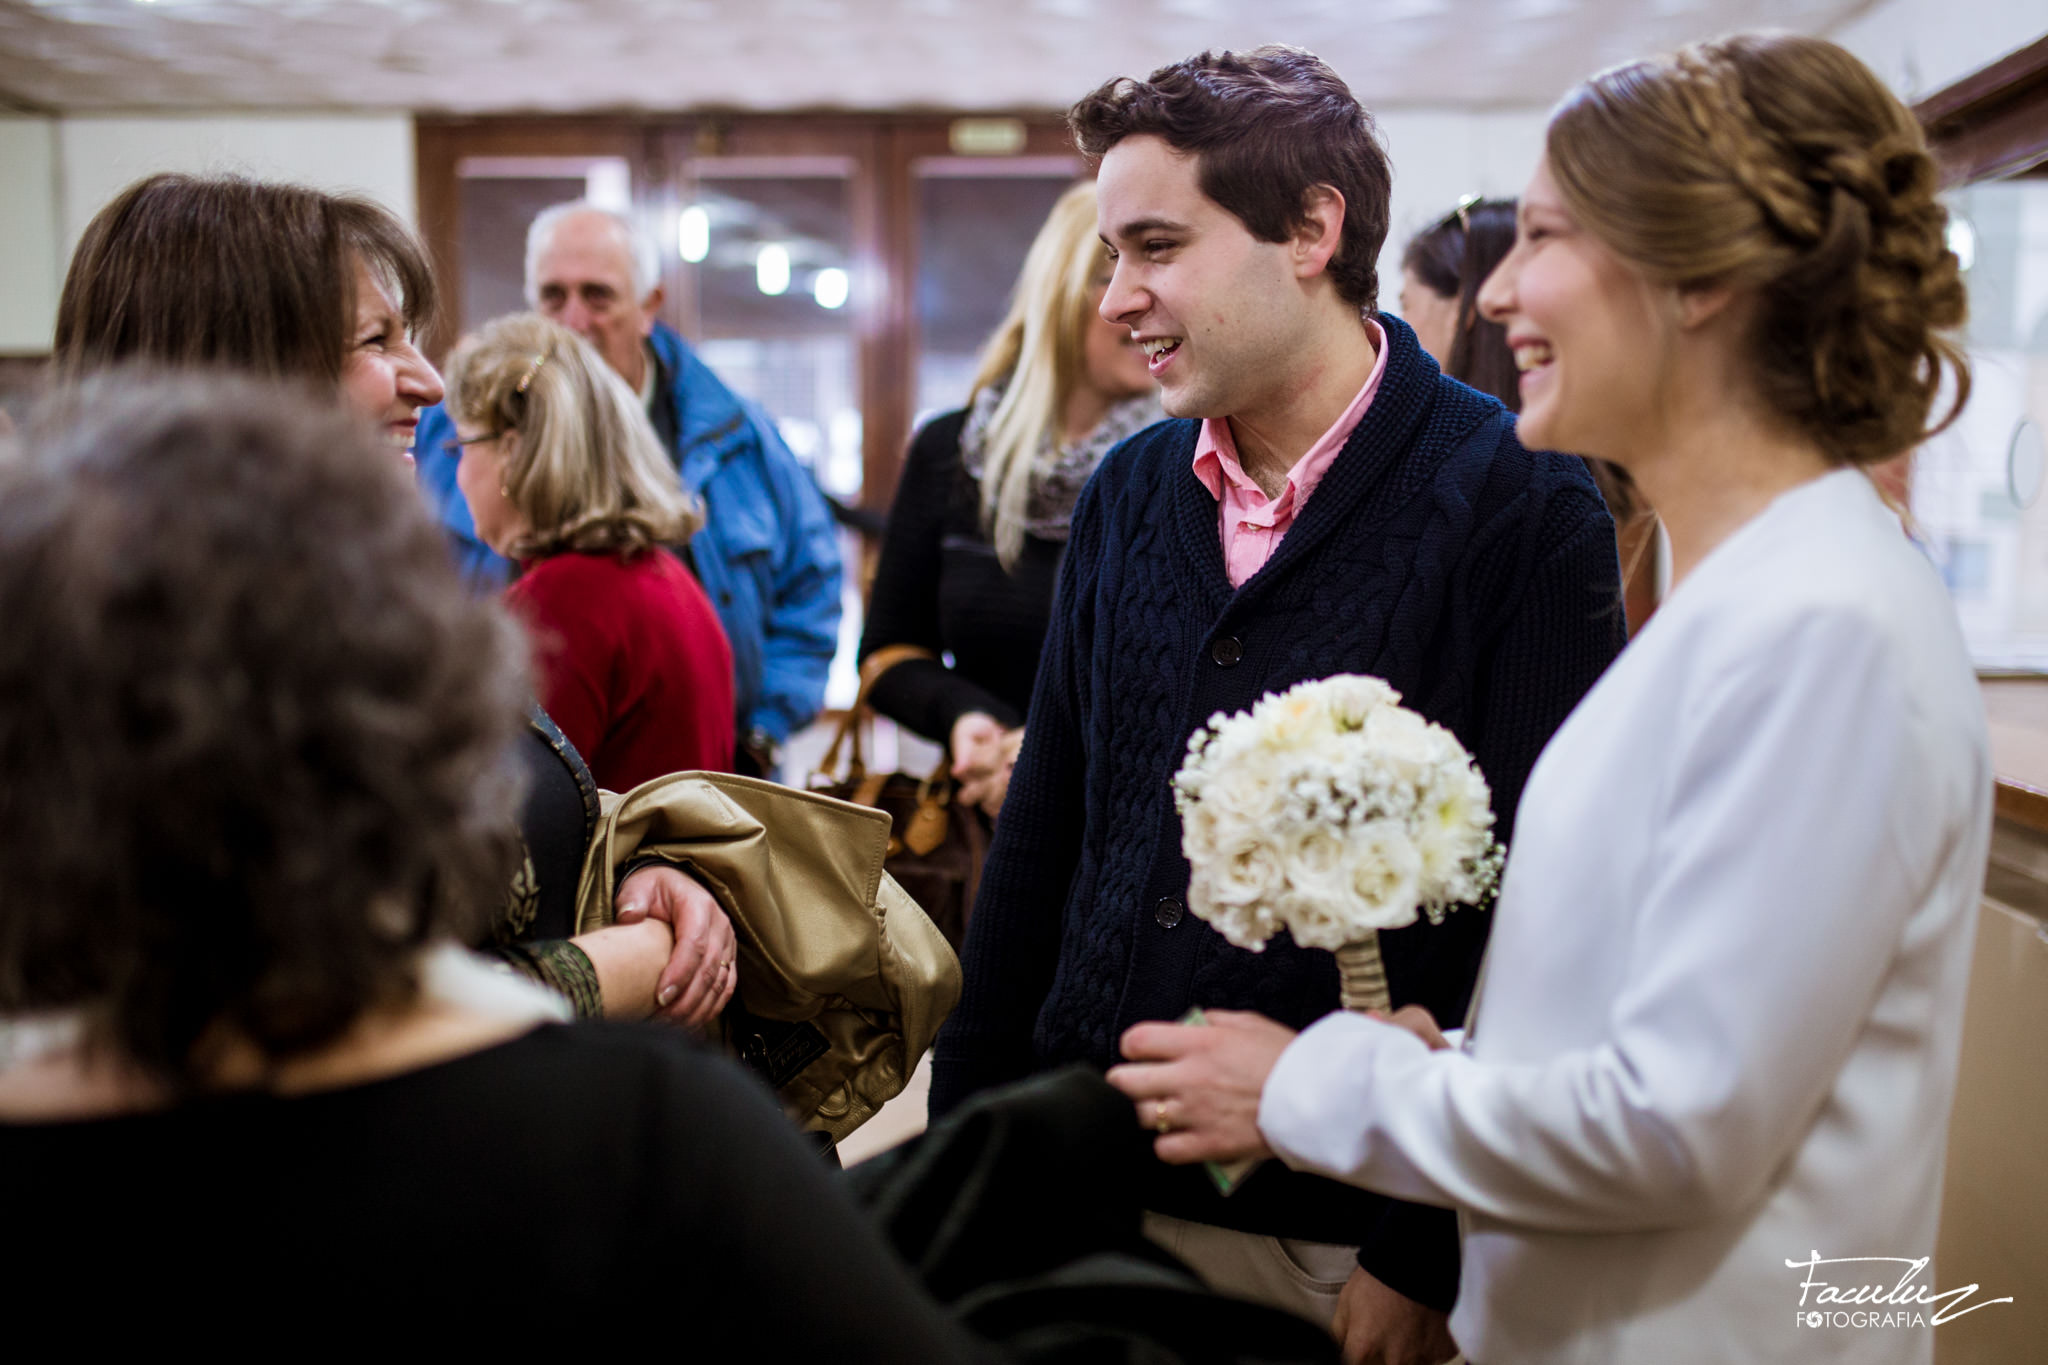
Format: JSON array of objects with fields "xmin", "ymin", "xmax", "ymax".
[{"xmin": 813, "ymin": 644, "xmax": 938, "ymax": 787}]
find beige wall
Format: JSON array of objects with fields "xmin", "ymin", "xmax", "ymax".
[
  {"xmin": 0, "ymin": 112, "xmax": 414, "ymax": 354},
  {"xmin": 1937, "ymin": 887, "xmax": 2048, "ymax": 1362},
  {"xmin": 0, "ymin": 117, "xmax": 60, "ymax": 355},
  {"xmin": 1376, "ymin": 108, "xmax": 1552, "ymax": 305}
]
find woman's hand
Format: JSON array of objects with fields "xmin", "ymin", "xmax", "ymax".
[
  {"xmin": 612, "ymin": 865, "xmax": 737, "ymax": 1027},
  {"xmin": 1375, "ymin": 1004, "xmax": 1453, "ymax": 1052},
  {"xmin": 1105, "ymin": 1009, "xmax": 1296, "ymax": 1165},
  {"xmin": 951, "ymin": 713, "xmax": 1023, "ymax": 817}
]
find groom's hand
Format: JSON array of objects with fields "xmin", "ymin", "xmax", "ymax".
[
  {"xmin": 1331, "ymin": 1267, "xmax": 1460, "ymax": 1365},
  {"xmin": 1107, "ymin": 1009, "xmax": 1295, "ymax": 1164}
]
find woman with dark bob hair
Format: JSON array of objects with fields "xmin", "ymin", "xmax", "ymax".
[
  {"xmin": 1401, "ymin": 196, "xmax": 1648, "ymax": 626},
  {"xmin": 0, "ymin": 375, "xmax": 984, "ymax": 1349},
  {"xmin": 51, "ymin": 173, "xmax": 736, "ymax": 1027},
  {"xmin": 1113, "ymin": 34, "xmax": 1987, "ymax": 1364}
]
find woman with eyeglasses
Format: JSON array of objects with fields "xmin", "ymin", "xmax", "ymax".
[
  {"xmin": 445, "ymin": 312, "xmax": 736, "ymax": 793},
  {"xmin": 51, "ymin": 173, "xmax": 736, "ymax": 1028},
  {"xmin": 1401, "ymin": 195, "xmax": 1641, "ymax": 534}
]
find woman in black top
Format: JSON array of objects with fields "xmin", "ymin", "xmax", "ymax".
[
  {"xmin": 1399, "ymin": 194, "xmax": 1642, "ymax": 529},
  {"xmin": 861, "ymin": 181, "xmax": 1158, "ymax": 817},
  {"xmin": 51, "ymin": 172, "xmax": 734, "ymax": 1024},
  {"xmin": 0, "ymin": 378, "xmax": 984, "ymax": 1357}
]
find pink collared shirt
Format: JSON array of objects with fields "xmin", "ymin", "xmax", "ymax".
[{"xmin": 1192, "ymin": 319, "xmax": 1390, "ymax": 588}]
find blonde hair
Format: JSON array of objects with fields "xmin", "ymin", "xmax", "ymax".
[
  {"xmin": 444, "ymin": 313, "xmax": 700, "ymax": 561},
  {"xmin": 1547, "ymin": 33, "xmax": 1968, "ymax": 468},
  {"xmin": 969, "ymin": 180, "xmax": 1116, "ymax": 568}
]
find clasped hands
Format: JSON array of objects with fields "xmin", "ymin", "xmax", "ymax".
[
  {"xmin": 950, "ymin": 712, "xmax": 1023, "ymax": 816},
  {"xmin": 613, "ymin": 864, "xmax": 737, "ymax": 1027}
]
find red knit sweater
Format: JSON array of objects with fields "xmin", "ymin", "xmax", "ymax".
[{"xmin": 507, "ymin": 549, "xmax": 735, "ymax": 791}]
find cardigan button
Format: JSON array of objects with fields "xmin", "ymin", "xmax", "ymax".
[
  {"xmin": 1211, "ymin": 636, "xmax": 1244, "ymax": 667},
  {"xmin": 1155, "ymin": 897, "xmax": 1185, "ymax": 929}
]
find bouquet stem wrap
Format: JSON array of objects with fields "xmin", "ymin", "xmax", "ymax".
[{"xmin": 1335, "ymin": 934, "xmax": 1393, "ymax": 1014}]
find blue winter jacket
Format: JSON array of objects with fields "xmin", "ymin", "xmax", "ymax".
[{"xmin": 414, "ymin": 323, "xmax": 842, "ymax": 746}]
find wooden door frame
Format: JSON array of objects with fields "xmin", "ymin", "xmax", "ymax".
[{"xmin": 415, "ymin": 111, "xmax": 1075, "ymax": 516}]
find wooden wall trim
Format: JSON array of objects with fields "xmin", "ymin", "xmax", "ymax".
[{"xmin": 1916, "ymin": 32, "xmax": 2048, "ymax": 185}]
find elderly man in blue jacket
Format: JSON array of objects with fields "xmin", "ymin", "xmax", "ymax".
[{"xmin": 414, "ymin": 202, "xmax": 842, "ymax": 775}]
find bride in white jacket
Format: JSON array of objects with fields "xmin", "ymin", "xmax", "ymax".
[{"xmin": 1107, "ymin": 32, "xmax": 1989, "ymax": 1365}]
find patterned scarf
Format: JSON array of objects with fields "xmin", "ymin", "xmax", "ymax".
[{"xmin": 959, "ymin": 381, "xmax": 1162, "ymax": 542}]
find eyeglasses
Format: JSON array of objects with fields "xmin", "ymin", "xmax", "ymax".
[
  {"xmin": 1439, "ymin": 192, "xmax": 1483, "ymax": 234},
  {"xmin": 443, "ymin": 430, "xmax": 510, "ymax": 458}
]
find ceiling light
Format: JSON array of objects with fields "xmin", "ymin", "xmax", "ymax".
[
  {"xmin": 678, "ymin": 205, "xmax": 710, "ymax": 263},
  {"xmin": 812, "ymin": 267, "xmax": 849, "ymax": 310},
  {"xmin": 756, "ymin": 243, "xmax": 791, "ymax": 297}
]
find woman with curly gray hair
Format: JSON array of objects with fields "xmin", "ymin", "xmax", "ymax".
[{"xmin": 0, "ymin": 375, "xmax": 985, "ymax": 1351}]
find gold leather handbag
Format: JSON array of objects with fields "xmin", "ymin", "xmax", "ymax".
[{"xmin": 572, "ymin": 771, "xmax": 961, "ymax": 1143}]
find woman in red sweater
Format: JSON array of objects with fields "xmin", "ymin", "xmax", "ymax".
[{"xmin": 447, "ymin": 313, "xmax": 734, "ymax": 789}]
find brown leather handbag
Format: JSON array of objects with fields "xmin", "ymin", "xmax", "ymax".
[{"xmin": 809, "ymin": 645, "xmax": 988, "ymax": 953}]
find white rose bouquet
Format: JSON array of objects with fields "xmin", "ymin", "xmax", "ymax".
[{"xmin": 1173, "ymin": 674, "xmax": 1503, "ymax": 1013}]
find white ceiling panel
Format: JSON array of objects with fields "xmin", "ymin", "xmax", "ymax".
[{"xmin": 0, "ymin": 0, "xmax": 1876, "ymax": 114}]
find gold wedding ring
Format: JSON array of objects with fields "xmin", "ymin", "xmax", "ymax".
[{"xmin": 1153, "ymin": 1102, "xmax": 1174, "ymax": 1135}]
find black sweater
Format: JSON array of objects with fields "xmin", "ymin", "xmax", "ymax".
[
  {"xmin": 930, "ymin": 315, "xmax": 1626, "ymax": 1312},
  {"xmin": 3, "ymin": 1025, "xmax": 986, "ymax": 1356},
  {"xmin": 860, "ymin": 410, "xmax": 1064, "ymax": 740}
]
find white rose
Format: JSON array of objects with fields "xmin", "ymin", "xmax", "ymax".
[
  {"xmin": 1412, "ymin": 765, "xmax": 1491, "ymax": 885},
  {"xmin": 1180, "ymin": 800, "xmax": 1224, "ymax": 862},
  {"xmin": 1199, "ymin": 755, "xmax": 1277, "ymax": 834},
  {"xmin": 1319, "ymin": 674, "xmax": 1400, "ymax": 730},
  {"xmin": 1254, "ymin": 686, "xmax": 1329, "ymax": 752},
  {"xmin": 1343, "ymin": 821, "xmax": 1424, "ymax": 934},
  {"xmin": 1363, "ymin": 705, "xmax": 1437, "ymax": 768},
  {"xmin": 1196, "ymin": 837, "xmax": 1283, "ymax": 906},
  {"xmin": 1272, "ymin": 885, "xmax": 1346, "ymax": 951},
  {"xmin": 1280, "ymin": 822, "xmax": 1352, "ymax": 905},
  {"xmin": 1189, "ymin": 856, "xmax": 1283, "ymax": 950}
]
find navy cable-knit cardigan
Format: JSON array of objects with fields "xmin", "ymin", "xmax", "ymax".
[{"xmin": 928, "ymin": 315, "xmax": 1626, "ymax": 1313}]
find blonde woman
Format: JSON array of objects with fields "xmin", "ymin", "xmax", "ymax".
[
  {"xmin": 859, "ymin": 181, "xmax": 1159, "ymax": 818},
  {"xmin": 450, "ymin": 313, "xmax": 735, "ymax": 790},
  {"xmin": 1112, "ymin": 34, "xmax": 1986, "ymax": 1364}
]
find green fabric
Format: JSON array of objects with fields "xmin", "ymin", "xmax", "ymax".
[{"xmin": 492, "ymin": 939, "xmax": 603, "ymax": 1019}]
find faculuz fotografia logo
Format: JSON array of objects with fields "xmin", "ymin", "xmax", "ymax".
[{"xmin": 1788, "ymin": 1252, "xmax": 2014, "ymax": 1330}]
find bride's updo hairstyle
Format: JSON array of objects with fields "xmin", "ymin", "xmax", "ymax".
[{"xmin": 1546, "ymin": 33, "xmax": 1969, "ymax": 467}]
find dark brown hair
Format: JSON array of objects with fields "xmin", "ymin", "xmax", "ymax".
[
  {"xmin": 1069, "ymin": 44, "xmax": 1392, "ymax": 311},
  {"xmin": 1548, "ymin": 34, "xmax": 1969, "ymax": 467},
  {"xmin": 1405, "ymin": 198, "xmax": 1641, "ymax": 523},
  {"xmin": 0, "ymin": 374, "xmax": 526, "ymax": 1090},
  {"xmin": 53, "ymin": 173, "xmax": 436, "ymax": 386},
  {"xmin": 1403, "ymin": 198, "xmax": 1521, "ymax": 407}
]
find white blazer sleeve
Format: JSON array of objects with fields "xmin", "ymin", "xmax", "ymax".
[{"xmin": 1260, "ymin": 606, "xmax": 1943, "ymax": 1233}]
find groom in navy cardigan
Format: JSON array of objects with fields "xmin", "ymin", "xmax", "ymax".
[{"xmin": 929, "ymin": 46, "xmax": 1624, "ymax": 1362}]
